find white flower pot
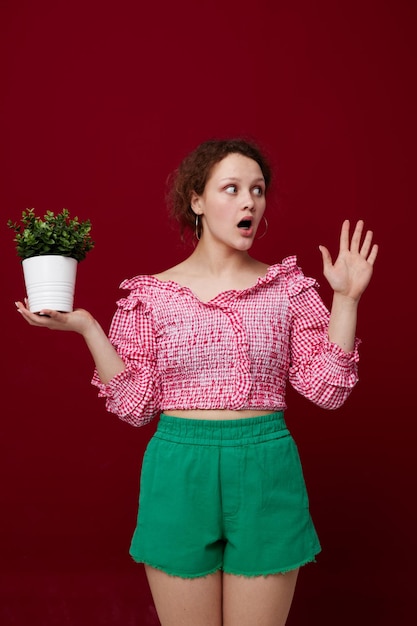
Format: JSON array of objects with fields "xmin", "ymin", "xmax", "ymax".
[{"xmin": 22, "ymin": 255, "xmax": 78, "ymax": 313}]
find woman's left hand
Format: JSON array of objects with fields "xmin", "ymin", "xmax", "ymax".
[{"xmin": 319, "ymin": 220, "xmax": 378, "ymax": 302}]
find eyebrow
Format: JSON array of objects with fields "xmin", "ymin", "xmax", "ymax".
[{"xmin": 219, "ymin": 176, "xmax": 265, "ymax": 184}]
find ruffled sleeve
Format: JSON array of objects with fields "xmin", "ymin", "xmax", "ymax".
[
  {"xmin": 91, "ymin": 282, "xmax": 161, "ymax": 426},
  {"xmin": 285, "ymin": 257, "xmax": 360, "ymax": 410}
]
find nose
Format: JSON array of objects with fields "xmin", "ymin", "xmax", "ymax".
[{"xmin": 242, "ymin": 190, "xmax": 255, "ymax": 211}]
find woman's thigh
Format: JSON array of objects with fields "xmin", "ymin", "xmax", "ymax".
[
  {"xmin": 145, "ymin": 565, "xmax": 222, "ymax": 626},
  {"xmin": 223, "ymin": 569, "xmax": 299, "ymax": 626},
  {"xmin": 145, "ymin": 566, "xmax": 299, "ymax": 626}
]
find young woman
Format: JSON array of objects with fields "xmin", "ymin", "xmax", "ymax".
[{"xmin": 16, "ymin": 138, "xmax": 378, "ymax": 626}]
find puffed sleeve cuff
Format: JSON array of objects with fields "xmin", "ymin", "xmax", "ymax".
[
  {"xmin": 314, "ymin": 336, "xmax": 361, "ymax": 388},
  {"xmin": 91, "ymin": 363, "xmax": 159, "ymax": 426}
]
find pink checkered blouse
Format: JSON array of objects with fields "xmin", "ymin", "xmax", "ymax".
[{"xmin": 92, "ymin": 256, "xmax": 360, "ymax": 426}]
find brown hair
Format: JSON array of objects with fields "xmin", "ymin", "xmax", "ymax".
[{"xmin": 167, "ymin": 138, "xmax": 272, "ymax": 239}]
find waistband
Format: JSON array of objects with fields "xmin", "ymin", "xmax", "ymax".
[{"xmin": 155, "ymin": 412, "xmax": 288, "ymax": 446}]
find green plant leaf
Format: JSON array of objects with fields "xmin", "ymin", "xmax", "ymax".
[{"xmin": 7, "ymin": 208, "xmax": 95, "ymax": 261}]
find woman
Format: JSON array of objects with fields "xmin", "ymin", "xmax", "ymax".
[{"xmin": 16, "ymin": 138, "xmax": 378, "ymax": 626}]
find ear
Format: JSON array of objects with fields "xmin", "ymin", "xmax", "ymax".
[{"xmin": 190, "ymin": 191, "xmax": 203, "ymax": 215}]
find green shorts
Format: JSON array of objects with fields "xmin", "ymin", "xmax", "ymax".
[{"xmin": 130, "ymin": 412, "xmax": 321, "ymax": 578}]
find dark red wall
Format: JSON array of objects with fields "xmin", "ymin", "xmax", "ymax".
[{"xmin": 1, "ymin": 1, "xmax": 415, "ymax": 624}]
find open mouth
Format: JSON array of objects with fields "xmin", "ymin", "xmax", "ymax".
[{"xmin": 237, "ymin": 219, "xmax": 252, "ymax": 230}]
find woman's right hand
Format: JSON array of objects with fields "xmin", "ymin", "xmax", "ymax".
[{"xmin": 15, "ymin": 300, "xmax": 96, "ymax": 336}]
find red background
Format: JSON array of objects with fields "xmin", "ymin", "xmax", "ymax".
[{"xmin": 1, "ymin": 1, "xmax": 416, "ymax": 624}]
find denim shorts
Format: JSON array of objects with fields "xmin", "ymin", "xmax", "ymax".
[{"xmin": 129, "ymin": 412, "xmax": 321, "ymax": 578}]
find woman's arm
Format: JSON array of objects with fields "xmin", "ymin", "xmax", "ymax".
[{"xmin": 319, "ymin": 220, "xmax": 378, "ymax": 353}]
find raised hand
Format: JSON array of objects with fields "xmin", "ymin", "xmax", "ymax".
[{"xmin": 319, "ymin": 220, "xmax": 378, "ymax": 302}]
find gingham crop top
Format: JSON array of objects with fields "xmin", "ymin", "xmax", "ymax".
[{"xmin": 92, "ymin": 256, "xmax": 360, "ymax": 426}]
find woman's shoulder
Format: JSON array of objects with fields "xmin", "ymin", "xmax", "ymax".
[
  {"xmin": 119, "ymin": 274, "xmax": 160, "ymax": 291},
  {"xmin": 261, "ymin": 256, "xmax": 319, "ymax": 295},
  {"xmin": 260, "ymin": 255, "xmax": 299, "ymax": 282},
  {"xmin": 115, "ymin": 272, "xmax": 182, "ymax": 313}
]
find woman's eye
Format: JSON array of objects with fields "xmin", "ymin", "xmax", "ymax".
[
  {"xmin": 253, "ymin": 186, "xmax": 264, "ymax": 196},
  {"xmin": 225, "ymin": 185, "xmax": 237, "ymax": 194}
]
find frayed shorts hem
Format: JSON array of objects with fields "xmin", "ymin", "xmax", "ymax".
[
  {"xmin": 132, "ymin": 556, "xmax": 223, "ymax": 579},
  {"xmin": 131, "ymin": 553, "xmax": 320, "ymax": 580},
  {"xmin": 222, "ymin": 554, "xmax": 320, "ymax": 578}
]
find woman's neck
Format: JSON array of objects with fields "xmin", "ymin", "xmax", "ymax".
[{"xmin": 185, "ymin": 242, "xmax": 260, "ymax": 279}]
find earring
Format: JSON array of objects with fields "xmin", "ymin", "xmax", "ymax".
[
  {"xmin": 257, "ymin": 216, "xmax": 269, "ymax": 240},
  {"xmin": 195, "ymin": 213, "xmax": 201, "ymax": 240}
]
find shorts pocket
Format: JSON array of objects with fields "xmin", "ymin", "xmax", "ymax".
[{"xmin": 259, "ymin": 434, "xmax": 310, "ymax": 511}]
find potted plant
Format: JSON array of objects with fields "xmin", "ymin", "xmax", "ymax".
[{"xmin": 7, "ymin": 208, "xmax": 94, "ymax": 313}]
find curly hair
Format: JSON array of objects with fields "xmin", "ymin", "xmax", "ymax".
[{"xmin": 167, "ymin": 138, "xmax": 272, "ymax": 240}]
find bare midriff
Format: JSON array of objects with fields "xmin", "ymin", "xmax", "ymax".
[{"xmin": 162, "ymin": 409, "xmax": 278, "ymax": 420}]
